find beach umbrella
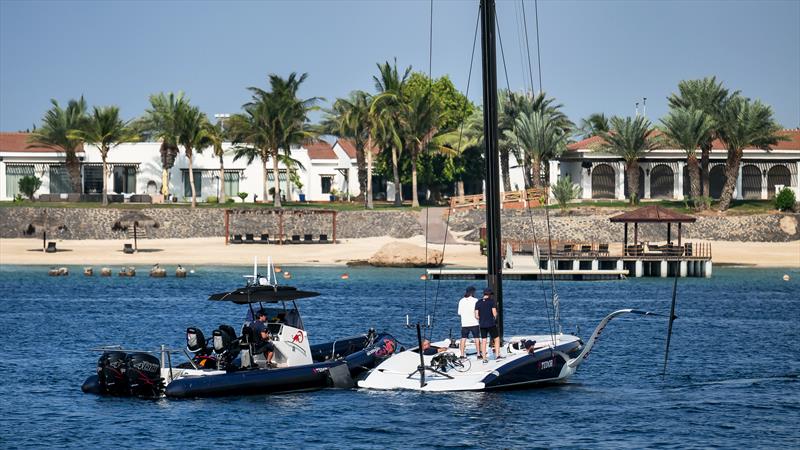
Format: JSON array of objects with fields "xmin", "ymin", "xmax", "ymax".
[
  {"xmin": 113, "ymin": 211, "xmax": 158, "ymax": 252},
  {"xmin": 26, "ymin": 209, "xmax": 66, "ymax": 252}
]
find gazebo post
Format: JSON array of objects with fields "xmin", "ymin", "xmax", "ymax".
[
  {"xmin": 332, "ymin": 211, "xmax": 337, "ymax": 244},
  {"xmin": 134, "ymin": 222, "xmax": 138, "ymax": 252},
  {"xmin": 667, "ymin": 222, "xmax": 672, "ymax": 244},
  {"xmin": 678, "ymin": 223, "xmax": 682, "ymax": 246},
  {"xmin": 634, "ymin": 222, "xmax": 638, "ymax": 247},
  {"xmin": 279, "ymin": 210, "xmax": 284, "ymax": 245},
  {"xmin": 42, "ymin": 230, "xmax": 46, "ymax": 252},
  {"xmin": 224, "ymin": 209, "xmax": 230, "ymax": 245},
  {"xmin": 624, "ymin": 223, "xmax": 628, "ymax": 255}
]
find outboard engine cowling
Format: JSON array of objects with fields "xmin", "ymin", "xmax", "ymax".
[
  {"xmin": 97, "ymin": 351, "xmax": 128, "ymax": 395},
  {"xmin": 125, "ymin": 353, "xmax": 163, "ymax": 398},
  {"xmin": 186, "ymin": 327, "xmax": 208, "ymax": 354}
]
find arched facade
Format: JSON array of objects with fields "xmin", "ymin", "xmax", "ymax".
[
  {"xmin": 709, "ymin": 165, "xmax": 726, "ymax": 199},
  {"xmin": 650, "ymin": 164, "xmax": 674, "ymax": 199},
  {"xmin": 741, "ymin": 164, "xmax": 762, "ymax": 199},
  {"xmin": 591, "ymin": 163, "xmax": 615, "ymax": 199},
  {"xmin": 767, "ymin": 165, "xmax": 791, "ymax": 198}
]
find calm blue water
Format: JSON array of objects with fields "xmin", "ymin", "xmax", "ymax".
[{"xmin": 0, "ymin": 264, "xmax": 798, "ymax": 449}]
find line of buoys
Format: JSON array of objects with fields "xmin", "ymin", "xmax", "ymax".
[
  {"xmin": 175, "ymin": 265, "xmax": 187, "ymax": 278},
  {"xmin": 119, "ymin": 266, "xmax": 136, "ymax": 277},
  {"xmin": 420, "ymin": 274, "xmax": 428, "ymax": 280},
  {"xmin": 100, "ymin": 267, "xmax": 112, "ymax": 277},
  {"xmin": 83, "ymin": 267, "xmax": 93, "ymax": 276},
  {"xmin": 340, "ymin": 273, "xmax": 349, "ymax": 280},
  {"xmin": 48, "ymin": 267, "xmax": 69, "ymax": 276}
]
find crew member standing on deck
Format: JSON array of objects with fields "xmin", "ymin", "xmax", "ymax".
[
  {"xmin": 457, "ymin": 286, "xmax": 481, "ymax": 359},
  {"xmin": 475, "ymin": 288, "xmax": 502, "ymax": 363}
]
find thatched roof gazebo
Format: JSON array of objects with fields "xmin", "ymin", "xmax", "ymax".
[
  {"xmin": 113, "ymin": 211, "xmax": 158, "ymax": 252},
  {"xmin": 610, "ymin": 205, "xmax": 696, "ymax": 256},
  {"xmin": 26, "ymin": 209, "xmax": 67, "ymax": 252}
]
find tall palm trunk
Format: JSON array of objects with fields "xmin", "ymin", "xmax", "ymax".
[
  {"xmin": 687, "ymin": 153, "xmax": 701, "ymax": 208},
  {"xmin": 161, "ymin": 168, "xmax": 170, "ymax": 197},
  {"xmin": 356, "ymin": 145, "xmax": 367, "ymax": 202},
  {"xmin": 65, "ymin": 153, "xmax": 82, "ymax": 193},
  {"xmin": 717, "ymin": 150, "xmax": 741, "ymax": 211},
  {"xmin": 391, "ymin": 146, "xmax": 401, "ymax": 206},
  {"xmin": 218, "ymin": 155, "xmax": 225, "ymax": 202},
  {"xmin": 531, "ymin": 156, "xmax": 541, "ymax": 188},
  {"xmin": 272, "ymin": 152, "xmax": 282, "ymax": 208},
  {"xmin": 411, "ymin": 152, "xmax": 419, "ymax": 207},
  {"xmin": 366, "ymin": 144, "xmax": 374, "ymax": 209},
  {"xmin": 101, "ymin": 149, "xmax": 109, "ymax": 206},
  {"xmin": 187, "ymin": 150, "xmax": 197, "ymax": 208},
  {"xmin": 626, "ymin": 159, "xmax": 640, "ymax": 204},
  {"xmin": 700, "ymin": 144, "xmax": 711, "ymax": 204},
  {"xmin": 500, "ymin": 148, "xmax": 511, "ymax": 191},
  {"xmin": 261, "ymin": 156, "xmax": 269, "ymax": 202},
  {"xmin": 457, "ymin": 180, "xmax": 465, "ymax": 200}
]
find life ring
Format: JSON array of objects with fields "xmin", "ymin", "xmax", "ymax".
[{"xmin": 292, "ymin": 331, "xmax": 304, "ymax": 343}]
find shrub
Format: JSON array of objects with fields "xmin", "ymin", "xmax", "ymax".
[
  {"xmin": 18, "ymin": 175, "xmax": 42, "ymax": 200},
  {"xmin": 551, "ymin": 176, "xmax": 582, "ymax": 209},
  {"xmin": 226, "ymin": 198, "xmax": 235, "ymax": 204},
  {"xmin": 237, "ymin": 192, "xmax": 248, "ymax": 201},
  {"xmin": 206, "ymin": 195, "xmax": 218, "ymax": 204},
  {"xmin": 775, "ymin": 187, "xmax": 796, "ymax": 211}
]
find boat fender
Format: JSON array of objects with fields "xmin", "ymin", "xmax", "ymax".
[{"xmin": 327, "ymin": 362, "xmax": 354, "ymax": 388}]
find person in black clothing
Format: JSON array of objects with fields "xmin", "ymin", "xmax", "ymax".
[
  {"xmin": 474, "ymin": 287, "xmax": 502, "ymax": 363},
  {"xmin": 420, "ymin": 339, "xmax": 448, "ymax": 356},
  {"xmin": 253, "ymin": 327, "xmax": 275, "ymax": 367}
]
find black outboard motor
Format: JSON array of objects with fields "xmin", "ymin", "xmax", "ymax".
[
  {"xmin": 186, "ymin": 327, "xmax": 208, "ymax": 354},
  {"xmin": 212, "ymin": 325, "xmax": 240, "ymax": 369},
  {"xmin": 97, "ymin": 351, "xmax": 128, "ymax": 395},
  {"xmin": 125, "ymin": 353, "xmax": 163, "ymax": 398}
]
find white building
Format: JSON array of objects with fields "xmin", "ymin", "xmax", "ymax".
[{"xmin": 0, "ymin": 132, "xmax": 365, "ymax": 202}]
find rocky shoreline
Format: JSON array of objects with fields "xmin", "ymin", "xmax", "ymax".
[{"xmin": 1, "ymin": 206, "xmax": 797, "ymax": 243}]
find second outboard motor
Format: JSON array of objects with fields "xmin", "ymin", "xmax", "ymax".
[
  {"xmin": 186, "ymin": 327, "xmax": 208, "ymax": 354},
  {"xmin": 212, "ymin": 325, "xmax": 239, "ymax": 370},
  {"xmin": 97, "ymin": 351, "xmax": 128, "ymax": 395},
  {"xmin": 125, "ymin": 353, "xmax": 163, "ymax": 398}
]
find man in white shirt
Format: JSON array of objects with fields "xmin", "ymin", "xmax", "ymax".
[{"xmin": 457, "ymin": 286, "xmax": 481, "ymax": 358}]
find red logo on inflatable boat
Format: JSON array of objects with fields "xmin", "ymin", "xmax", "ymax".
[{"xmin": 292, "ymin": 331, "xmax": 304, "ymax": 343}]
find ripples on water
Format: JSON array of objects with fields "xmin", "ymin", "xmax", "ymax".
[{"xmin": 0, "ymin": 264, "xmax": 797, "ymax": 449}]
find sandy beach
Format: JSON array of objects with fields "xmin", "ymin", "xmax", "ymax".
[{"xmin": 0, "ymin": 236, "xmax": 797, "ymax": 268}]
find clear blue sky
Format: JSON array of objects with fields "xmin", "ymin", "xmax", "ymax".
[{"xmin": 1, "ymin": 0, "xmax": 798, "ymax": 132}]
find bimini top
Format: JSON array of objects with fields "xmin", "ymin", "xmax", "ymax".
[
  {"xmin": 609, "ymin": 205, "xmax": 696, "ymax": 223},
  {"xmin": 209, "ymin": 285, "xmax": 321, "ymax": 304}
]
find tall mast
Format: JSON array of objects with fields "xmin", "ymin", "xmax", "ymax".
[{"xmin": 480, "ymin": 0, "xmax": 503, "ymax": 339}]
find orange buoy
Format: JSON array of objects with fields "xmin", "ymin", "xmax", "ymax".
[
  {"xmin": 283, "ymin": 271, "xmax": 292, "ymax": 279},
  {"xmin": 420, "ymin": 274, "xmax": 428, "ymax": 280},
  {"xmin": 340, "ymin": 273, "xmax": 349, "ymax": 280},
  {"xmin": 274, "ymin": 266, "xmax": 282, "ymax": 273}
]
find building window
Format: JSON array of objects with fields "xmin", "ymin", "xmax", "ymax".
[
  {"xmin": 321, "ymin": 175, "xmax": 333, "ymax": 194},
  {"xmin": 113, "ymin": 166, "xmax": 136, "ymax": 193},
  {"xmin": 49, "ymin": 165, "xmax": 71, "ymax": 194},
  {"xmin": 84, "ymin": 166, "xmax": 103, "ymax": 193},
  {"xmin": 183, "ymin": 171, "xmax": 202, "ymax": 198},
  {"xmin": 224, "ymin": 171, "xmax": 240, "ymax": 197},
  {"xmin": 5, "ymin": 165, "xmax": 34, "ymax": 198}
]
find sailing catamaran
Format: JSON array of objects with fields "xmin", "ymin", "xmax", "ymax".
[{"xmin": 358, "ymin": 0, "xmax": 656, "ymax": 392}]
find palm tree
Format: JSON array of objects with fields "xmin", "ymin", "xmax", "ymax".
[
  {"xmin": 176, "ymin": 104, "xmax": 210, "ymax": 208},
  {"xmin": 660, "ymin": 107, "xmax": 715, "ymax": 209},
  {"xmin": 401, "ymin": 89, "xmax": 443, "ymax": 207},
  {"xmin": 504, "ymin": 110, "xmax": 569, "ymax": 188},
  {"xmin": 138, "ymin": 92, "xmax": 187, "ymax": 198},
  {"xmin": 371, "ymin": 60, "xmax": 411, "ymax": 206},
  {"xmin": 577, "ymin": 113, "xmax": 610, "ymax": 140},
  {"xmin": 668, "ymin": 77, "xmax": 734, "ymax": 203},
  {"xmin": 69, "ymin": 106, "xmax": 139, "ymax": 205},
  {"xmin": 205, "ymin": 121, "xmax": 227, "ymax": 202},
  {"xmin": 716, "ymin": 97, "xmax": 786, "ymax": 211},
  {"xmin": 269, "ymin": 73, "xmax": 320, "ymax": 203},
  {"xmin": 321, "ymin": 91, "xmax": 374, "ymax": 208},
  {"xmin": 598, "ymin": 116, "xmax": 660, "ymax": 204},
  {"xmin": 28, "ymin": 97, "xmax": 88, "ymax": 193},
  {"xmin": 229, "ymin": 100, "xmax": 277, "ymax": 205}
]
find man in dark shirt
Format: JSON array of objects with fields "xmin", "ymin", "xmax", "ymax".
[{"xmin": 474, "ymin": 287, "xmax": 502, "ymax": 363}]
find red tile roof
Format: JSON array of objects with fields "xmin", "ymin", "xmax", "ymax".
[
  {"xmin": 567, "ymin": 129, "xmax": 800, "ymax": 151},
  {"xmin": 335, "ymin": 138, "xmax": 380, "ymax": 158},
  {"xmin": 305, "ymin": 141, "xmax": 337, "ymax": 160},
  {"xmin": 0, "ymin": 132, "xmax": 84, "ymax": 153}
]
